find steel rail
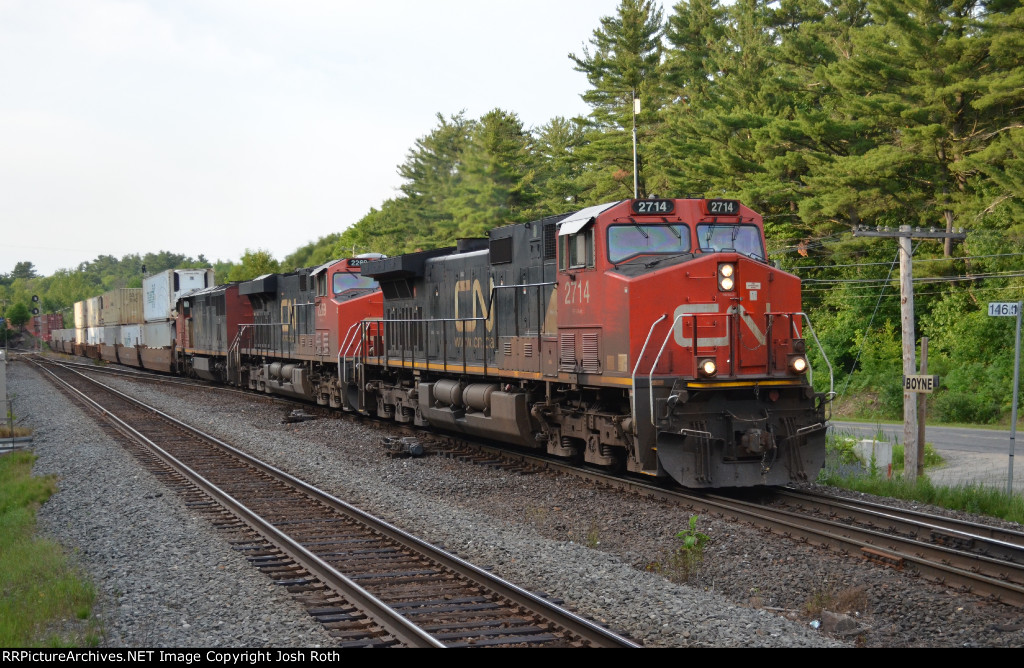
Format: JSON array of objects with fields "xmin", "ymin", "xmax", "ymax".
[
  {"xmin": 33, "ymin": 359, "xmax": 444, "ymax": 648},
  {"xmin": 776, "ymin": 488, "xmax": 1024, "ymax": 562},
  {"xmin": 442, "ymin": 440, "xmax": 1024, "ymax": 608},
  {"xmin": 34, "ymin": 358, "xmax": 640, "ymax": 648}
]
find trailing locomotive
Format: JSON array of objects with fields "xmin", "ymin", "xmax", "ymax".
[{"xmin": 50, "ymin": 197, "xmax": 831, "ymax": 489}]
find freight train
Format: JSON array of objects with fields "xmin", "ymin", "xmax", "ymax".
[{"xmin": 49, "ymin": 197, "xmax": 832, "ymax": 488}]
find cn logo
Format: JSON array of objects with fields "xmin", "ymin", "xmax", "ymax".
[{"xmin": 672, "ymin": 304, "xmax": 766, "ymax": 348}]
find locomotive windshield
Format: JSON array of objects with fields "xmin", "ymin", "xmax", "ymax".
[
  {"xmin": 697, "ymin": 224, "xmax": 766, "ymax": 261},
  {"xmin": 333, "ymin": 272, "xmax": 376, "ymax": 295},
  {"xmin": 608, "ymin": 224, "xmax": 691, "ymax": 263}
]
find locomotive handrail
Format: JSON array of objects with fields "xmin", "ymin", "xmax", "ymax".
[
  {"xmin": 338, "ymin": 321, "xmax": 363, "ymax": 405},
  {"xmin": 648, "ymin": 312, "xmax": 690, "ymax": 426},
  {"xmin": 487, "ymin": 281, "xmax": 557, "ymax": 375},
  {"xmin": 795, "ymin": 312, "xmax": 835, "ymax": 399},
  {"xmin": 631, "ymin": 314, "xmax": 668, "ymax": 435},
  {"xmin": 227, "ymin": 324, "xmax": 254, "ymax": 386},
  {"xmin": 361, "ymin": 316, "xmax": 490, "ymax": 375}
]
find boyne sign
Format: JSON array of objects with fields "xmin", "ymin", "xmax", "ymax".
[{"xmin": 903, "ymin": 375, "xmax": 940, "ymax": 393}]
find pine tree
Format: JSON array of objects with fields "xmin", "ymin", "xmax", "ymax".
[
  {"xmin": 532, "ymin": 116, "xmax": 589, "ymax": 215},
  {"xmin": 955, "ymin": 0, "xmax": 1024, "ymax": 237},
  {"xmin": 569, "ymin": 0, "xmax": 667, "ymax": 200},
  {"xmin": 448, "ymin": 109, "xmax": 538, "ymax": 238},
  {"xmin": 801, "ymin": 0, "xmax": 1000, "ymax": 255}
]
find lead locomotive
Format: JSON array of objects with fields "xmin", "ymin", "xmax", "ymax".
[{"xmin": 353, "ymin": 198, "xmax": 829, "ymax": 488}]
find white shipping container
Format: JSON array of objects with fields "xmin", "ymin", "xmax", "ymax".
[
  {"xmin": 86, "ymin": 297, "xmax": 103, "ymax": 328},
  {"xmin": 87, "ymin": 327, "xmax": 103, "ymax": 345},
  {"xmin": 75, "ymin": 328, "xmax": 86, "ymax": 344},
  {"xmin": 102, "ymin": 325, "xmax": 120, "ymax": 346},
  {"xmin": 141, "ymin": 321, "xmax": 175, "ymax": 349},
  {"xmin": 74, "ymin": 302, "xmax": 87, "ymax": 329},
  {"xmin": 120, "ymin": 325, "xmax": 142, "ymax": 347},
  {"xmin": 144, "ymin": 269, "xmax": 215, "ymax": 322}
]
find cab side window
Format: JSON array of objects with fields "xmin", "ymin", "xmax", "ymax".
[{"xmin": 559, "ymin": 228, "xmax": 595, "ymax": 270}]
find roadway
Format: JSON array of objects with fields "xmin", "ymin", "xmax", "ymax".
[{"xmin": 829, "ymin": 420, "xmax": 1021, "ymax": 494}]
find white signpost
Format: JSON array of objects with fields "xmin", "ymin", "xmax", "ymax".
[{"xmin": 989, "ymin": 301, "xmax": 1022, "ymax": 495}]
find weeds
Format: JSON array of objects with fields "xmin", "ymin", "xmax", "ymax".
[
  {"xmin": 647, "ymin": 515, "xmax": 710, "ymax": 583},
  {"xmin": 585, "ymin": 523, "xmax": 600, "ymax": 549},
  {"xmin": 818, "ymin": 429, "xmax": 1024, "ymax": 522},
  {"xmin": 804, "ymin": 585, "xmax": 869, "ymax": 619}
]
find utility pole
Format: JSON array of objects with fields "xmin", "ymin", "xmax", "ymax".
[
  {"xmin": 631, "ymin": 90, "xmax": 640, "ymax": 199},
  {"xmin": 852, "ymin": 225, "xmax": 966, "ymax": 480}
]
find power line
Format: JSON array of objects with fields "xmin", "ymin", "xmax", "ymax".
[
  {"xmin": 790, "ymin": 252, "xmax": 1024, "ymax": 272},
  {"xmin": 803, "ymin": 270, "xmax": 1024, "ymax": 286}
]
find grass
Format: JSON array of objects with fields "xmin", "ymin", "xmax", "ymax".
[
  {"xmin": 0, "ymin": 425, "xmax": 33, "ymax": 438},
  {"xmin": 0, "ymin": 451, "xmax": 99, "ymax": 647},
  {"xmin": 820, "ymin": 431, "xmax": 1024, "ymax": 524}
]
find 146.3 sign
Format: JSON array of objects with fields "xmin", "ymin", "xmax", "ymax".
[{"xmin": 988, "ymin": 302, "xmax": 1021, "ymax": 317}]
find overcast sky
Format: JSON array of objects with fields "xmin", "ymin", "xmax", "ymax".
[{"xmin": 0, "ymin": 0, "xmax": 624, "ymax": 276}]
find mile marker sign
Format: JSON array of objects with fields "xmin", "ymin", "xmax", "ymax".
[
  {"xmin": 987, "ymin": 300, "xmax": 1022, "ymax": 495},
  {"xmin": 989, "ymin": 302, "xmax": 1021, "ymax": 317}
]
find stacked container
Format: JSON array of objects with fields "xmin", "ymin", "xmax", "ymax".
[
  {"xmin": 140, "ymin": 269, "xmax": 215, "ymax": 372},
  {"xmin": 100, "ymin": 288, "xmax": 143, "ymax": 363}
]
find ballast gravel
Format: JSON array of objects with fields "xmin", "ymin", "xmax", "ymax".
[{"xmin": 11, "ymin": 360, "xmax": 1024, "ymax": 648}]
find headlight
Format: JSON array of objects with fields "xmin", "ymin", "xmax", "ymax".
[
  {"xmin": 698, "ymin": 358, "xmax": 718, "ymax": 377},
  {"xmin": 718, "ymin": 263, "xmax": 736, "ymax": 291},
  {"xmin": 789, "ymin": 356, "xmax": 808, "ymax": 374}
]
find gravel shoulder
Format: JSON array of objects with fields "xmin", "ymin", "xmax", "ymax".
[{"xmin": 11, "ymin": 360, "xmax": 1024, "ymax": 648}]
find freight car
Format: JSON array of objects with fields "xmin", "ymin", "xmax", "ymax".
[{"xmin": 350, "ymin": 198, "xmax": 831, "ymax": 488}]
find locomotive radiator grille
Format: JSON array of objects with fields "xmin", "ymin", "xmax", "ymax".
[
  {"xmin": 582, "ymin": 333, "xmax": 600, "ymax": 373},
  {"xmin": 559, "ymin": 333, "xmax": 575, "ymax": 371}
]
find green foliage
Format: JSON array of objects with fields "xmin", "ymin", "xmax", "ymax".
[
  {"xmin": 818, "ymin": 469, "xmax": 1024, "ymax": 525},
  {"xmin": 5, "ymin": 302, "xmax": 31, "ymax": 328},
  {"xmin": 0, "ymin": 452, "xmax": 97, "ymax": 646},
  {"xmin": 647, "ymin": 514, "xmax": 710, "ymax": 583},
  {"xmin": 570, "ymin": 0, "xmax": 668, "ymax": 200},
  {"xmin": 226, "ymin": 249, "xmax": 281, "ymax": 283}
]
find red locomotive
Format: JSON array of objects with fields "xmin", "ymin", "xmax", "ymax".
[
  {"xmin": 52, "ymin": 197, "xmax": 830, "ymax": 489},
  {"xmin": 354, "ymin": 198, "xmax": 830, "ymax": 488}
]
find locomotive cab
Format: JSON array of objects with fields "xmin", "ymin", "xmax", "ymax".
[{"xmin": 553, "ymin": 198, "xmax": 828, "ymax": 487}]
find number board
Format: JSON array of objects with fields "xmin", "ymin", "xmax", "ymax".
[
  {"xmin": 631, "ymin": 199, "xmax": 675, "ymax": 215},
  {"xmin": 347, "ymin": 258, "xmax": 373, "ymax": 267},
  {"xmin": 988, "ymin": 302, "xmax": 1021, "ymax": 317},
  {"xmin": 702, "ymin": 199, "xmax": 741, "ymax": 216}
]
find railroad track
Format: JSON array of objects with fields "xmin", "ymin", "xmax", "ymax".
[
  {"xmin": 30, "ymin": 357, "xmax": 639, "ymax": 648},
  {"xmin": 417, "ymin": 440, "xmax": 1024, "ymax": 608},
  {"xmin": 39, "ymin": 354, "xmax": 1024, "ymax": 608}
]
